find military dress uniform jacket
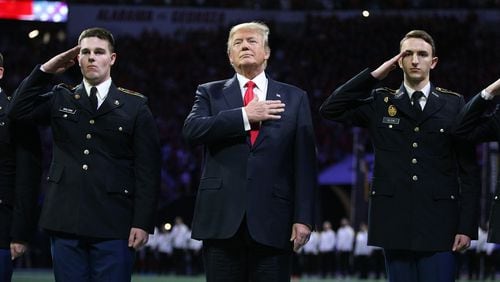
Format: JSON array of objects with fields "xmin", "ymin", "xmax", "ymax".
[
  {"xmin": 7, "ymin": 66, "xmax": 160, "ymax": 239},
  {"xmin": 454, "ymin": 93, "xmax": 500, "ymax": 243},
  {"xmin": 183, "ymin": 75, "xmax": 317, "ymax": 250},
  {"xmin": 0, "ymin": 89, "xmax": 41, "ymax": 249},
  {"xmin": 319, "ymin": 69, "xmax": 479, "ymax": 251}
]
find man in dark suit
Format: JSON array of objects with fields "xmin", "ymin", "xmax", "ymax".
[
  {"xmin": 320, "ymin": 30, "xmax": 479, "ymax": 282},
  {"xmin": 454, "ymin": 78, "xmax": 500, "ymax": 243},
  {"xmin": 183, "ymin": 21, "xmax": 317, "ymax": 281},
  {"xmin": 7, "ymin": 28, "xmax": 160, "ymax": 281},
  {"xmin": 0, "ymin": 52, "xmax": 41, "ymax": 282}
]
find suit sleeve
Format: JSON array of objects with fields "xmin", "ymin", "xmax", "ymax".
[
  {"xmin": 454, "ymin": 96, "xmax": 481, "ymax": 239},
  {"xmin": 132, "ymin": 102, "xmax": 161, "ymax": 234},
  {"xmin": 319, "ymin": 68, "xmax": 379, "ymax": 127},
  {"xmin": 10, "ymin": 120, "xmax": 42, "ymax": 243},
  {"xmin": 183, "ymin": 85, "xmax": 246, "ymax": 145},
  {"xmin": 293, "ymin": 92, "xmax": 318, "ymax": 228}
]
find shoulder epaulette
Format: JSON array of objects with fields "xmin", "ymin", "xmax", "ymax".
[
  {"xmin": 54, "ymin": 83, "xmax": 74, "ymax": 91},
  {"xmin": 118, "ymin": 87, "xmax": 145, "ymax": 98},
  {"xmin": 375, "ymin": 87, "xmax": 398, "ymax": 95},
  {"xmin": 435, "ymin": 87, "xmax": 461, "ymax": 97}
]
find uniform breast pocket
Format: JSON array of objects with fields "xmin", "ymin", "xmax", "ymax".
[
  {"xmin": 51, "ymin": 108, "xmax": 80, "ymax": 142},
  {"xmin": 103, "ymin": 117, "xmax": 134, "ymax": 157},
  {"xmin": 373, "ymin": 123, "xmax": 405, "ymax": 152},
  {"xmin": 422, "ymin": 122, "xmax": 451, "ymax": 157}
]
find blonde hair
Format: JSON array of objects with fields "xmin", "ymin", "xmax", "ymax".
[{"xmin": 227, "ymin": 22, "xmax": 270, "ymax": 54}]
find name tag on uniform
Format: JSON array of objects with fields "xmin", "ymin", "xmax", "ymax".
[
  {"xmin": 59, "ymin": 107, "xmax": 76, "ymax": 114},
  {"xmin": 382, "ymin": 117, "xmax": 400, "ymax": 124}
]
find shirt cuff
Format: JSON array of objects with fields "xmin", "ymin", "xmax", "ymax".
[
  {"xmin": 241, "ymin": 108, "xmax": 251, "ymax": 131},
  {"xmin": 481, "ymin": 89, "xmax": 494, "ymax": 100}
]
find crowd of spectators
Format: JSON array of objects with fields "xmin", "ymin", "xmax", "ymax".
[{"xmin": 1, "ymin": 9, "xmax": 500, "ymax": 269}]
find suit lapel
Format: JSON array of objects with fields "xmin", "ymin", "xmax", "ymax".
[
  {"xmin": 73, "ymin": 84, "xmax": 94, "ymax": 114},
  {"xmin": 252, "ymin": 78, "xmax": 281, "ymax": 149},
  {"xmin": 420, "ymin": 86, "xmax": 445, "ymax": 123},
  {"xmin": 95, "ymin": 84, "xmax": 122, "ymax": 117},
  {"xmin": 388, "ymin": 86, "xmax": 416, "ymax": 120}
]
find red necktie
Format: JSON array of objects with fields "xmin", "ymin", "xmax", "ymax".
[{"xmin": 244, "ymin": 81, "xmax": 259, "ymax": 145}]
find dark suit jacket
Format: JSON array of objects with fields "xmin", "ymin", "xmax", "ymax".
[
  {"xmin": 7, "ymin": 66, "xmax": 160, "ymax": 239},
  {"xmin": 0, "ymin": 89, "xmax": 41, "ymax": 249},
  {"xmin": 183, "ymin": 74, "xmax": 317, "ymax": 250},
  {"xmin": 454, "ymin": 93, "xmax": 500, "ymax": 243},
  {"xmin": 320, "ymin": 69, "xmax": 479, "ymax": 251}
]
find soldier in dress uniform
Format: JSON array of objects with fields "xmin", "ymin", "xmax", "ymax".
[
  {"xmin": 7, "ymin": 28, "xmax": 160, "ymax": 281},
  {"xmin": 320, "ymin": 30, "xmax": 480, "ymax": 282},
  {"xmin": 0, "ymin": 52, "xmax": 41, "ymax": 282}
]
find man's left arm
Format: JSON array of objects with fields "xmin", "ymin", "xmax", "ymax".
[
  {"xmin": 10, "ymin": 121, "xmax": 42, "ymax": 258},
  {"xmin": 130, "ymin": 102, "xmax": 161, "ymax": 248},
  {"xmin": 291, "ymin": 91, "xmax": 318, "ymax": 250},
  {"xmin": 454, "ymin": 96, "xmax": 481, "ymax": 250}
]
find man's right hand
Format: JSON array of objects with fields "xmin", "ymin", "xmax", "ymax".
[
  {"xmin": 485, "ymin": 78, "xmax": 500, "ymax": 96},
  {"xmin": 370, "ymin": 51, "xmax": 407, "ymax": 80},
  {"xmin": 41, "ymin": 46, "xmax": 80, "ymax": 74},
  {"xmin": 245, "ymin": 95, "xmax": 285, "ymax": 123}
]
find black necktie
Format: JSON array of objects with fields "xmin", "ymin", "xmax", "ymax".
[
  {"xmin": 411, "ymin": 91, "xmax": 424, "ymax": 112},
  {"xmin": 89, "ymin": 86, "xmax": 98, "ymax": 111}
]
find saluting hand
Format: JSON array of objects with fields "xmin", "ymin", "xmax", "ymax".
[
  {"xmin": 41, "ymin": 45, "xmax": 80, "ymax": 74},
  {"xmin": 128, "ymin": 227, "xmax": 149, "ymax": 250},
  {"xmin": 485, "ymin": 78, "xmax": 500, "ymax": 96},
  {"xmin": 370, "ymin": 51, "xmax": 407, "ymax": 80},
  {"xmin": 290, "ymin": 223, "xmax": 311, "ymax": 252},
  {"xmin": 244, "ymin": 95, "xmax": 285, "ymax": 123}
]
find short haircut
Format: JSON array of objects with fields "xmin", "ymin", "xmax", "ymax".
[
  {"xmin": 78, "ymin": 27, "xmax": 115, "ymax": 52},
  {"xmin": 227, "ymin": 22, "xmax": 270, "ymax": 54},
  {"xmin": 400, "ymin": 30, "xmax": 436, "ymax": 56}
]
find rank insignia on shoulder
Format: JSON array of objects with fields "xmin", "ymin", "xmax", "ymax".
[
  {"xmin": 55, "ymin": 83, "xmax": 73, "ymax": 91},
  {"xmin": 435, "ymin": 87, "xmax": 461, "ymax": 97},
  {"xmin": 118, "ymin": 87, "xmax": 145, "ymax": 98},
  {"xmin": 388, "ymin": 105, "xmax": 397, "ymax": 117},
  {"xmin": 376, "ymin": 87, "xmax": 398, "ymax": 95}
]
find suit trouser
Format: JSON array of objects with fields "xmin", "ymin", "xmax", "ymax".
[
  {"xmin": 50, "ymin": 235, "xmax": 134, "ymax": 282},
  {"xmin": 0, "ymin": 249, "xmax": 13, "ymax": 282},
  {"xmin": 202, "ymin": 221, "xmax": 291, "ymax": 282},
  {"xmin": 384, "ymin": 249, "xmax": 456, "ymax": 282}
]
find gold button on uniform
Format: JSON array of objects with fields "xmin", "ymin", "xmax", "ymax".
[
  {"xmin": 63, "ymin": 114, "xmax": 68, "ymax": 118},
  {"xmin": 412, "ymin": 175, "xmax": 418, "ymax": 181},
  {"xmin": 0, "ymin": 122, "xmax": 4, "ymax": 126},
  {"xmin": 412, "ymin": 142, "xmax": 418, "ymax": 148},
  {"xmin": 414, "ymin": 127, "xmax": 419, "ymax": 132},
  {"xmin": 82, "ymin": 164, "xmax": 88, "ymax": 170},
  {"xmin": 86, "ymin": 134, "xmax": 92, "ymax": 139},
  {"xmin": 118, "ymin": 126, "xmax": 123, "ymax": 131},
  {"xmin": 388, "ymin": 125, "xmax": 393, "ymax": 129},
  {"xmin": 89, "ymin": 119, "xmax": 95, "ymax": 124},
  {"xmin": 83, "ymin": 149, "xmax": 90, "ymax": 155},
  {"xmin": 440, "ymin": 128, "xmax": 444, "ymax": 133},
  {"xmin": 412, "ymin": 158, "xmax": 417, "ymax": 164},
  {"xmin": 450, "ymin": 195, "xmax": 455, "ymax": 200}
]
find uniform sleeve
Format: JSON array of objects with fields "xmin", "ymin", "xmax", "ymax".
[
  {"xmin": 132, "ymin": 102, "xmax": 161, "ymax": 233},
  {"xmin": 319, "ymin": 68, "xmax": 379, "ymax": 127},
  {"xmin": 454, "ymin": 96, "xmax": 481, "ymax": 239},
  {"xmin": 10, "ymin": 120, "xmax": 42, "ymax": 243}
]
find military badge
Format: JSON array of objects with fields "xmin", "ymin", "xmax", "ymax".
[
  {"xmin": 388, "ymin": 105, "xmax": 397, "ymax": 117},
  {"xmin": 384, "ymin": 97, "xmax": 389, "ymax": 103}
]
